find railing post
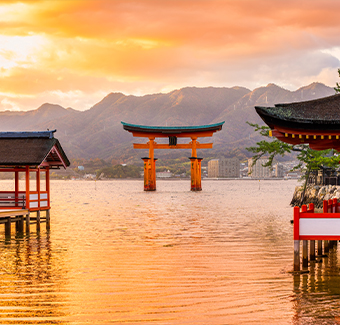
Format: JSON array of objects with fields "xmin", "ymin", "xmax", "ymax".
[
  {"xmin": 309, "ymin": 203, "xmax": 315, "ymax": 261},
  {"xmin": 330, "ymin": 199, "xmax": 338, "ymax": 248},
  {"xmin": 323, "ymin": 200, "xmax": 329, "ymax": 254},
  {"xmin": 293, "ymin": 206, "xmax": 300, "ymax": 272},
  {"xmin": 301, "ymin": 205, "xmax": 308, "ymax": 268}
]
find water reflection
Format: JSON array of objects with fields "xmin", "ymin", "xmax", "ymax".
[
  {"xmin": 0, "ymin": 232, "xmax": 68, "ymax": 324},
  {"xmin": 292, "ymin": 246, "xmax": 340, "ymax": 325},
  {"xmin": 3, "ymin": 180, "xmax": 340, "ymax": 324}
]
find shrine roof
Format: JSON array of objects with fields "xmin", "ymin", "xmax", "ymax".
[
  {"xmin": 0, "ymin": 131, "xmax": 70, "ymax": 168},
  {"xmin": 255, "ymin": 93, "xmax": 340, "ymax": 130},
  {"xmin": 121, "ymin": 121, "xmax": 225, "ymax": 134}
]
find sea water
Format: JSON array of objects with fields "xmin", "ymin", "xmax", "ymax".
[{"xmin": 0, "ymin": 179, "xmax": 339, "ymax": 325}]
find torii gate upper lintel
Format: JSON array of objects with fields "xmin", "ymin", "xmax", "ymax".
[{"xmin": 121, "ymin": 121, "xmax": 225, "ymax": 191}]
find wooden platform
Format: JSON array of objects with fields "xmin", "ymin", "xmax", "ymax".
[
  {"xmin": 0, "ymin": 209, "xmax": 29, "ymax": 219},
  {"xmin": 0, "ymin": 209, "xmax": 50, "ymax": 236}
]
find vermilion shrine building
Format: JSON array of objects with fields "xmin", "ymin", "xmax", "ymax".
[
  {"xmin": 255, "ymin": 93, "xmax": 340, "ymax": 272},
  {"xmin": 122, "ymin": 121, "xmax": 224, "ymax": 191},
  {"xmin": 0, "ymin": 130, "xmax": 69, "ymax": 214},
  {"xmin": 255, "ymin": 93, "xmax": 340, "ymax": 150}
]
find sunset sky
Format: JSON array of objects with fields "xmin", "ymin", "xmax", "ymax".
[{"xmin": 1, "ymin": 0, "xmax": 340, "ymax": 111}]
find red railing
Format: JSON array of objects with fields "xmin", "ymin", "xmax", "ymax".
[
  {"xmin": 0, "ymin": 191, "xmax": 26, "ymax": 209},
  {"xmin": 27, "ymin": 191, "xmax": 49, "ymax": 211},
  {"xmin": 0, "ymin": 190, "xmax": 50, "ymax": 211},
  {"xmin": 293, "ymin": 198, "xmax": 340, "ymax": 272},
  {"xmin": 294, "ymin": 199, "xmax": 340, "ymax": 241}
]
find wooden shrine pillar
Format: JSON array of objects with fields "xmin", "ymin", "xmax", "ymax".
[
  {"xmin": 46, "ymin": 166, "xmax": 50, "ymax": 209},
  {"xmin": 25, "ymin": 166, "xmax": 30, "ymax": 210},
  {"xmin": 36, "ymin": 168, "xmax": 41, "ymax": 210},
  {"xmin": 15, "ymin": 170, "xmax": 19, "ymax": 207}
]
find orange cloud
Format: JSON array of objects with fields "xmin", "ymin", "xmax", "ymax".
[{"xmin": 1, "ymin": 0, "xmax": 340, "ymax": 111}]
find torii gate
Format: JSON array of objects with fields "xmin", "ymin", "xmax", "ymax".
[{"xmin": 122, "ymin": 121, "xmax": 224, "ymax": 191}]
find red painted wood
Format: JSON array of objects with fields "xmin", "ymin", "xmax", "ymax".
[
  {"xmin": 300, "ymin": 236, "xmax": 340, "ymax": 240},
  {"xmin": 294, "ymin": 206, "xmax": 300, "ymax": 240},
  {"xmin": 299, "ymin": 213, "xmax": 340, "ymax": 218}
]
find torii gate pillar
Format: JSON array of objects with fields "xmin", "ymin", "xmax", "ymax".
[
  {"xmin": 142, "ymin": 137, "xmax": 158, "ymax": 191},
  {"xmin": 189, "ymin": 157, "xmax": 203, "ymax": 191},
  {"xmin": 189, "ymin": 137, "xmax": 202, "ymax": 191}
]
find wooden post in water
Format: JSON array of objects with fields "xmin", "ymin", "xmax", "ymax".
[
  {"xmin": 324, "ymin": 240, "xmax": 329, "ymax": 253},
  {"xmin": 317, "ymin": 240, "xmax": 323, "ymax": 256},
  {"xmin": 46, "ymin": 209, "xmax": 50, "ymax": 230},
  {"xmin": 303, "ymin": 240, "xmax": 308, "ymax": 268},
  {"xmin": 5, "ymin": 217, "xmax": 11, "ymax": 237},
  {"xmin": 310, "ymin": 240, "xmax": 316, "ymax": 261},
  {"xmin": 16, "ymin": 215, "xmax": 24, "ymax": 233},
  {"xmin": 293, "ymin": 206, "xmax": 300, "ymax": 271},
  {"xmin": 36, "ymin": 210, "xmax": 41, "ymax": 232},
  {"xmin": 25, "ymin": 212, "xmax": 30, "ymax": 233}
]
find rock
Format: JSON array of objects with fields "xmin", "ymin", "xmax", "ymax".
[
  {"xmin": 329, "ymin": 186, "xmax": 337, "ymax": 194},
  {"xmin": 318, "ymin": 186, "xmax": 327, "ymax": 196},
  {"xmin": 310, "ymin": 188, "xmax": 319, "ymax": 197},
  {"xmin": 291, "ymin": 184, "xmax": 340, "ymax": 208},
  {"xmin": 323, "ymin": 194, "xmax": 331, "ymax": 202}
]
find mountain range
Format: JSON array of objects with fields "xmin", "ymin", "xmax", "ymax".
[{"xmin": 0, "ymin": 82, "xmax": 336, "ymax": 163}]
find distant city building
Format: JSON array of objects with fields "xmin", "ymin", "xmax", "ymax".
[
  {"xmin": 274, "ymin": 163, "xmax": 285, "ymax": 178},
  {"xmin": 248, "ymin": 158, "xmax": 272, "ymax": 178},
  {"xmin": 84, "ymin": 173, "xmax": 96, "ymax": 179},
  {"xmin": 156, "ymin": 170, "xmax": 172, "ymax": 178},
  {"xmin": 208, "ymin": 159, "xmax": 219, "ymax": 178},
  {"xmin": 240, "ymin": 162, "xmax": 249, "ymax": 178},
  {"xmin": 208, "ymin": 157, "xmax": 240, "ymax": 178}
]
